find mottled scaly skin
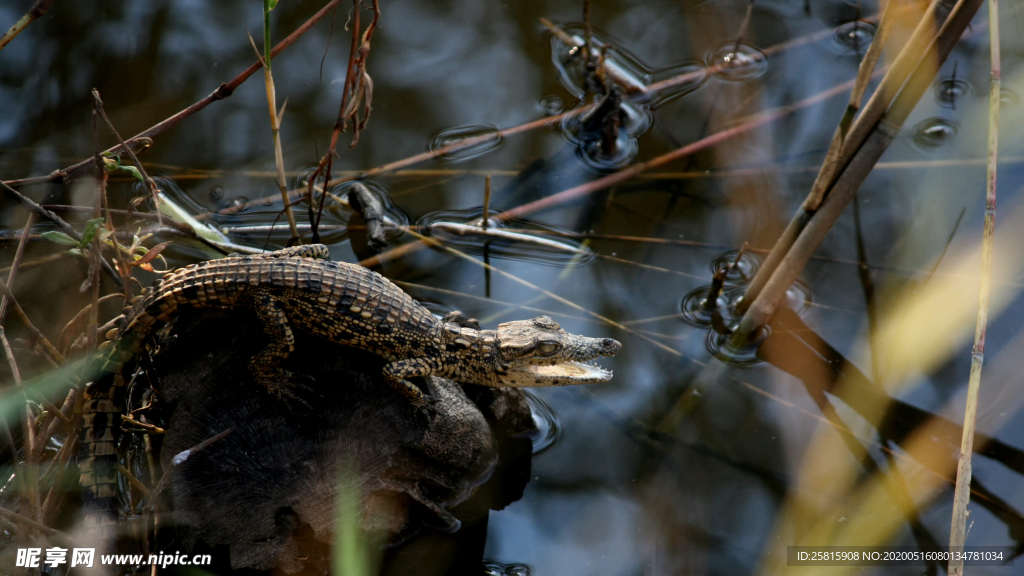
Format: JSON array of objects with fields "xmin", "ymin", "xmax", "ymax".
[{"xmin": 79, "ymin": 244, "xmax": 620, "ymax": 544}]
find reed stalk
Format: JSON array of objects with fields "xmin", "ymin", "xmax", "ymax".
[
  {"xmin": 262, "ymin": 0, "xmax": 300, "ymax": 241},
  {"xmin": 731, "ymin": 0, "xmax": 985, "ymax": 346},
  {"xmin": 739, "ymin": 0, "xmax": 944, "ymax": 313},
  {"xmin": 948, "ymin": 0, "xmax": 1000, "ymax": 572}
]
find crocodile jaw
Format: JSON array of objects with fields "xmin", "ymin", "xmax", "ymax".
[
  {"xmin": 504, "ymin": 360, "xmax": 613, "ymax": 386},
  {"xmin": 522, "ymin": 361, "xmax": 612, "ymax": 383}
]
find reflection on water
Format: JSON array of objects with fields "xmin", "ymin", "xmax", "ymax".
[
  {"xmin": 831, "ymin": 20, "xmax": 876, "ymax": 55},
  {"xmin": 419, "ymin": 208, "xmax": 594, "ymax": 267},
  {"xmin": 706, "ymin": 41, "xmax": 769, "ymax": 82},
  {"xmin": 935, "ymin": 78, "xmax": 974, "ymax": 109},
  {"xmin": 521, "ymin": 390, "xmax": 561, "ymax": 455},
  {"xmin": 911, "ymin": 117, "xmax": 960, "ymax": 149},
  {"xmin": 1, "ymin": 0, "xmax": 1023, "ymax": 574},
  {"xmin": 428, "ymin": 125, "xmax": 504, "ymax": 162},
  {"xmin": 483, "ymin": 560, "xmax": 533, "ymax": 576}
]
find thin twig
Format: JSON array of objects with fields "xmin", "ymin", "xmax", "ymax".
[
  {"xmin": 0, "ymin": 213, "xmax": 37, "ymax": 325},
  {"xmin": 92, "ymin": 89, "xmax": 164, "ymax": 226},
  {"xmin": 0, "ymin": 0, "xmax": 55, "ymax": 53},
  {"xmin": 121, "ymin": 415, "xmax": 165, "ymax": 435},
  {"xmin": 948, "ymin": 0, "xmax": 1000, "ymax": 571},
  {"xmin": 115, "ymin": 463, "xmax": 152, "ymax": 498},
  {"xmin": 0, "ymin": 506, "xmax": 70, "ymax": 542},
  {"xmin": 481, "ymin": 173, "xmax": 491, "ymax": 230},
  {"xmin": 0, "ymin": 278, "xmax": 63, "ymax": 365}
]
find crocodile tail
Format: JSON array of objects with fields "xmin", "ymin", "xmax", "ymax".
[{"xmin": 78, "ymin": 331, "xmax": 143, "ymax": 548}]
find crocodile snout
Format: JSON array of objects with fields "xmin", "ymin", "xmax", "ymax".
[{"xmin": 600, "ymin": 338, "xmax": 622, "ymax": 355}]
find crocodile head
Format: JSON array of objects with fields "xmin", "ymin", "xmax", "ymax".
[{"xmin": 492, "ymin": 316, "xmax": 621, "ymax": 386}]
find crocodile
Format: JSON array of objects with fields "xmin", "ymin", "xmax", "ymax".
[{"xmin": 79, "ymin": 244, "xmax": 621, "ymax": 541}]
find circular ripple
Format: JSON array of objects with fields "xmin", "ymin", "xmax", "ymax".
[
  {"xmin": 707, "ymin": 41, "xmax": 768, "ymax": 81},
  {"xmin": 833, "ymin": 21, "xmax": 876, "ymax": 55},
  {"xmin": 522, "ymin": 390, "xmax": 561, "ymax": 455},
  {"xmin": 911, "ymin": 117, "xmax": 959, "ymax": 149},
  {"xmin": 934, "ymin": 79, "xmax": 973, "ymax": 109},
  {"xmin": 1001, "ymin": 88, "xmax": 1020, "ymax": 106},
  {"xmin": 227, "ymin": 196, "xmax": 250, "ymax": 212},
  {"xmin": 710, "ymin": 250, "xmax": 761, "ymax": 283},
  {"xmin": 576, "ymin": 134, "xmax": 640, "ymax": 171},
  {"xmin": 679, "ymin": 286, "xmax": 725, "ymax": 328},
  {"xmin": 484, "ymin": 561, "xmax": 534, "ymax": 576},
  {"xmin": 706, "ymin": 325, "xmax": 769, "ymax": 366},
  {"xmin": 538, "ymin": 95, "xmax": 565, "ymax": 116},
  {"xmin": 786, "ymin": 280, "xmax": 813, "ymax": 316}
]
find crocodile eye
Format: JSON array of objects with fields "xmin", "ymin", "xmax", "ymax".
[{"xmin": 536, "ymin": 340, "xmax": 561, "ymax": 356}]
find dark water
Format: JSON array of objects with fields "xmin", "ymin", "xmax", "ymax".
[{"xmin": 2, "ymin": 0, "xmax": 1024, "ymax": 574}]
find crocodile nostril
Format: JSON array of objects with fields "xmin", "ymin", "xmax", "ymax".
[{"xmin": 601, "ymin": 338, "xmax": 622, "ymax": 353}]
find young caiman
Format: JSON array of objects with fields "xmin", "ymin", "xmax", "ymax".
[{"xmin": 79, "ymin": 244, "xmax": 621, "ymax": 541}]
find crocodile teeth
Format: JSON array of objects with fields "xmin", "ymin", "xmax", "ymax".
[{"xmin": 522, "ymin": 361, "xmax": 612, "ymax": 383}]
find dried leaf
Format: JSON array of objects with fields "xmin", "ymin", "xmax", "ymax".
[{"xmin": 130, "ymin": 241, "xmax": 171, "ymax": 268}]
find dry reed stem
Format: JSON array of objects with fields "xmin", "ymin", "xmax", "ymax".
[
  {"xmin": 948, "ymin": 0, "xmax": 1000, "ymax": 571},
  {"xmin": 0, "ymin": 0, "xmax": 54, "ymax": 53},
  {"xmin": 732, "ymin": 0, "xmax": 985, "ymax": 345},
  {"xmin": 121, "ymin": 415, "xmax": 166, "ymax": 435},
  {"xmin": 739, "ymin": 0, "xmax": 949, "ymax": 312},
  {"xmin": 252, "ymin": 8, "xmax": 300, "ymax": 241},
  {"xmin": 305, "ymin": 0, "xmax": 380, "ymax": 243},
  {"xmin": 115, "ymin": 463, "xmax": 152, "ymax": 498},
  {"xmin": 807, "ymin": 0, "xmax": 900, "ymax": 209}
]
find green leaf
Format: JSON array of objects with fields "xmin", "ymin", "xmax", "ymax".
[
  {"xmin": 80, "ymin": 217, "xmax": 106, "ymax": 248},
  {"xmin": 266, "ymin": 0, "xmax": 279, "ymax": 11},
  {"xmin": 68, "ymin": 248, "xmax": 84, "ymax": 257},
  {"xmin": 40, "ymin": 231, "xmax": 79, "ymax": 246},
  {"xmin": 116, "ymin": 165, "xmax": 145, "ymax": 182}
]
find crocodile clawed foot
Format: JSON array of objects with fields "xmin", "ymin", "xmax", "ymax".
[{"xmin": 262, "ymin": 371, "xmax": 317, "ymax": 412}]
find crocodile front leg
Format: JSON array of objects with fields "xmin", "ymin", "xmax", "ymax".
[
  {"xmin": 247, "ymin": 290, "xmax": 308, "ymax": 403},
  {"xmin": 383, "ymin": 359, "xmax": 441, "ymax": 407}
]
